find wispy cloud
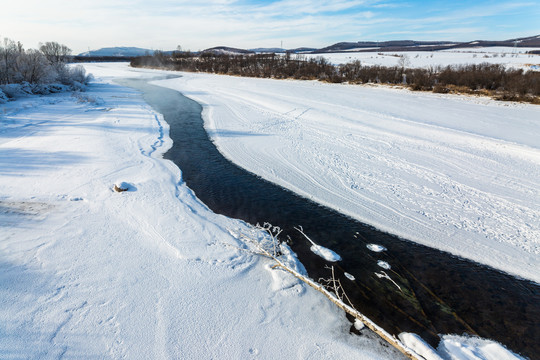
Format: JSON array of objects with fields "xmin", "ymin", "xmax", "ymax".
[{"xmin": 1, "ymin": 0, "xmax": 538, "ymax": 53}]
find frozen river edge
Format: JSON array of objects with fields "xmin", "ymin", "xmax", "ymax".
[
  {"xmin": 0, "ymin": 62, "xmax": 532, "ymax": 359},
  {"xmin": 150, "ymin": 68, "xmax": 540, "ymax": 284}
]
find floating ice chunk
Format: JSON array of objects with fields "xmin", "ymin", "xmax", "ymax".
[
  {"xmin": 367, "ymin": 243, "xmax": 387, "ymax": 252},
  {"xmin": 310, "ymin": 244, "xmax": 342, "ymax": 262},
  {"xmin": 295, "ymin": 225, "xmax": 341, "ymax": 262},
  {"xmin": 377, "ymin": 260, "xmax": 391, "ymax": 269},
  {"xmin": 344, "ymin": 272, "xmax": 355, "ymax": 281}
]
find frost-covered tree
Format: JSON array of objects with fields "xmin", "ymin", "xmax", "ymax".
[
  {"xmin": 15, "ymin": 49, "xmax": 55, "ymax": 84},
  {"xmin": 0, "ymin": 38, "xmax": 91, "ymax": 98}
]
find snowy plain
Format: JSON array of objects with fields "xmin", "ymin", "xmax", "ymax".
[
  {"xmin": 0, "ymin": 61, "xmax": 532, "ymax": 360},
  {"xmin": 0, "ymin": 64, "xmax": 404, "ymax": 359},
  {"xmin": 152, "ymin": 67, "xmax": 540, "ymax": 284},
  {"xmin": 304, "ymin": 46, "xmax": 540, "ymax": 70}
]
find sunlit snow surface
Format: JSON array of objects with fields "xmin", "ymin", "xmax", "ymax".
[
  {"xmin": 0, "ymin": 64, "xmax": 401, "ymax": 359},
  {"xmin": 0, "ymin": 62, "xmax": 532, "ymax": 360},
  {"xmin": 306, "ymin": 47, "xmax": 540, "ymax": 71}
]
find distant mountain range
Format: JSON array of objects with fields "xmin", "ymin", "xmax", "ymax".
[
  {"xmin": 313, "ymin": 35, "xmax": 540, "ymax": 53},
  {"xmin": 78, "ymin": 47, "xmax": 161, "ymax": 57},
  {"xmin": 78, "ymin": 35, "xmax": 540, "ymax": 57}
]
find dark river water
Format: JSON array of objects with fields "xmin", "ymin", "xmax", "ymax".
[{"xmin": 118, "ymin": 77, "xmax": 539, "ymax": 359}]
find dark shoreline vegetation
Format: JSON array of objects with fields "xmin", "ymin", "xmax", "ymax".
[{"xmin": 131, "ymin": 51, "xmax": 540, "ymax": 104}]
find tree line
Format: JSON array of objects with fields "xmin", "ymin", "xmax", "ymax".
[
  {"xmin": 1, "ymin": 37, "xmax": 90, "ymax": 102},
  {"xmin": 131, "ymin": 51, "xmax": 540, "ymax": 104}
]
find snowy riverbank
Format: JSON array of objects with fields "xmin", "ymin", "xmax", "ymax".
[
  {"xmin": 0, "ymin": 65, "xmax": 401, "ymax": 359},
  {"xmin": 0, "ymin": 62, "xmax": 530, "ymax": 359},
  {"xmin": 149, "ymin": 67, "xmax": 540, "ymax": 284}
]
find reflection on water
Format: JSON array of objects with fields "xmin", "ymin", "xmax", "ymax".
[{"xmin": 118, "ymin": 77, "xmax": 539, "ymax": 359}]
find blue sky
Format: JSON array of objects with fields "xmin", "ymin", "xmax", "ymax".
[{"xmin": 1, "ymin": 0, "xmax": 539, "ymax": 53}]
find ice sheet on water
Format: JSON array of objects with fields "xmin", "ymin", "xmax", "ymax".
[
  {"xmin": 367, "ymin": 243, "xmax": 387, "ymax": 252},
  {"xmin": 344, "ymin": 272, "xmax": 355, "ymax": 281},
  {"xmin": 310, "ymin": 244, "xmax": 342, "ymax": 262},
  {"xmin": 377, "ymin": 260, "xmax": 391, "ymax": 269}
]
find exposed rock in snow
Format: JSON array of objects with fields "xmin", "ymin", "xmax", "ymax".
[{"xmin": 113, "ymin": 181, "xmax": 131, "ymax": 192}]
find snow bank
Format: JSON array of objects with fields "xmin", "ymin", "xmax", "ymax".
[
  {"xmin": 0, "ymin": 62, "xmax": 402, "ymax": 359},
  {"xmin": 152, "ymin": 69, "xmax": 540, "ymax": 283},
  {"xmin": 398, "ymin": 332, "xmax": 526, "ymax": 360},
  {"xmin": 399, "ymin": 333, "xmax": 443, "ymax": 360}
]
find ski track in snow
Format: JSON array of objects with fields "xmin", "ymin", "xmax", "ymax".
[{"xmin": 152, "ymin": 70, "xmax": 540, "ymax": 283}]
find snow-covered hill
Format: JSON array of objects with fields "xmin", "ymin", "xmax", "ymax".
[{"xmin": 78, "ymin": 46, "xmax": 157, "ymax": 57}]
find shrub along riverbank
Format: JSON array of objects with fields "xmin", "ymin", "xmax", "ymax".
[{"xmin": 131, "ymin": 51, "xmax": 540, "ymax": 104}]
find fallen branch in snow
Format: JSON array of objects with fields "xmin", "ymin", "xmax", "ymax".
[
  {"xmin": 231, "ymin": 223, "xmax": 426, "ymax": 360},
  {"xmin": 375, "ymin": 270, "xmax": 403, "ymax": 292},
  {"xmin": 319, "ymin": 265, "xmax": 355, "ymax": 310}
]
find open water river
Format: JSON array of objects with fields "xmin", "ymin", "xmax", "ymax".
[{"xmin": 118, "ymin": 76, "xmax": 539, "ymax": 359}]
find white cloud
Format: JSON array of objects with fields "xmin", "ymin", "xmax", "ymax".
[{"xmin": 1, "ymin": 0, "xmax": 537, "ymax": 53}]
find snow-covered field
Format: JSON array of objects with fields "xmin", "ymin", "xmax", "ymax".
[
  {"xmin": 305, "ymin": 47, "xmax": 540, "ymax": 70},
  {"xmin": 0, "ymin": 62, "xmax": 531, "ymax": 359},
  {"xmin": 152, "ymin": 67, "xmax": 540, "ymax": 284},
  {"xmin": 0, "ymin": 65, "xmax": 402, "ymax": 359}
]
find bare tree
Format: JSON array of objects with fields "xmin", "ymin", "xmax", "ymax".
[
  {"xmin": 0, "ymin": 37, "xmax": 19, "ymax": 84},
  {"xmin": 39, "ymin": 41, "xmax": 72, "ymax": 66},
  {"xmin": 397, "ymin": 54, "xmax": 411, "ymax": 69}
]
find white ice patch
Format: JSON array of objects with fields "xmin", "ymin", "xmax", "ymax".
[
  {"xmin": 367, "ymin": 243, "xmax": 387, "ymax": 252},
  {"xmin": 310, "ymin": 244, "xmax": 342, "ymax": 262},
  {"xmin": 437, "ymin": 335, "xmax": 526, "ymax": 360},
  {"xmin": 377, "ymin": 260, "xmax": 391, "ymax": 269},
  {"xmin": 344, "ymin": 272, "xmax": 355, "ymax": 281},
  {"xmin": 295, "ymin": 226, "xmax": 341, "ymax": 262}
]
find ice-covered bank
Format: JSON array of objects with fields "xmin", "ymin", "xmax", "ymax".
[
  {"xmin": 150, "ymin": 69, "xmax": 540, "ymax": 284},
  {"xmin": 0, "ymin": 65, "xmax": 401, "ymax": 359}
]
